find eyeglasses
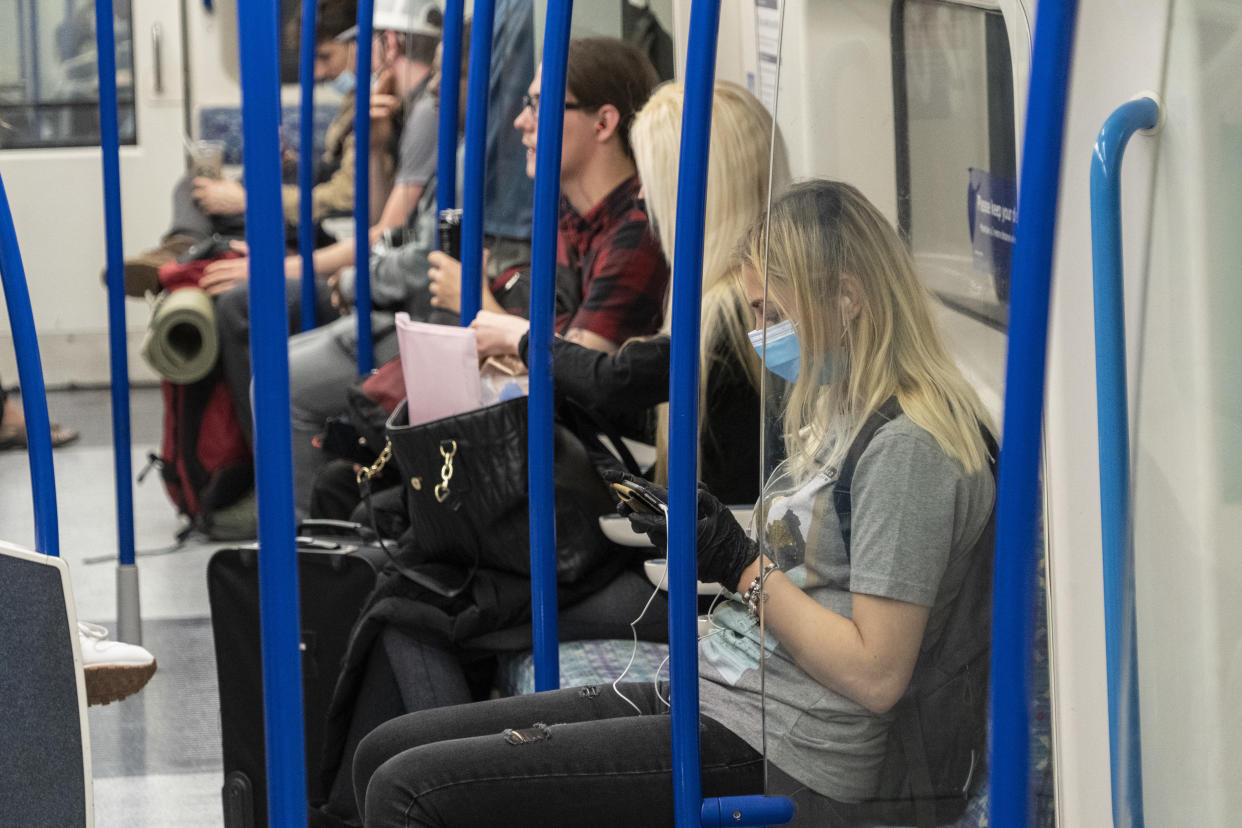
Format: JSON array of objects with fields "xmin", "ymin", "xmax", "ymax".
[{"xmin": 521, "ymin": 93, "xmax": 586, "ymax": 118}]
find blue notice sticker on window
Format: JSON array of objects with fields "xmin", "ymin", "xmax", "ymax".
[{"xmin": 967, "ymin": 168, "xmax": 1017, "ymax": 301}]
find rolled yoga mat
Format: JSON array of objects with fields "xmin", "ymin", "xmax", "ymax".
[{"xmin": 141, "ymin": 287, "xmax": 219, "ymax": 384}]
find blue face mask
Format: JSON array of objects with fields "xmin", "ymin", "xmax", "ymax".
[
  {"xmin": 749, "ymin": 319, "xmax": 802, "ymax": 383},
  {"xmin": 328, "ymin": 69, "xmax": 356, "ymax": 96}
]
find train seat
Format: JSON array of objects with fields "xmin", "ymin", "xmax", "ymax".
[
  {"xmin": 0, "ymin": 541, "xmax": 93, "ymax": 827},
  {"xmin": 198, "ymin": 104, "xmax": 342, "ymax": 168}
]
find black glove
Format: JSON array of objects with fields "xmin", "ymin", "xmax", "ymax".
[{"xmin": 602, "ymin": 469, "xmax": 758, "ymax": 592}]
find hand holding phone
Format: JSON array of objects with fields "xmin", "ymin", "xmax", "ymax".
[
  {"xmin": 601, "ymin": 469, "xmax": 759, "ymax": 592},
  {"xmin": 610, "ymin": 478, "xmax": 667, "ymax": 515}
]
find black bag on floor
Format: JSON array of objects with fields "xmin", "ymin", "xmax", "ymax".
[{"xmin": 208, "ymin": 522, "xmax": 390, "ymax": 828}]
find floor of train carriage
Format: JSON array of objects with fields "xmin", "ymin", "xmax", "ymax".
[{"xmin": 1, "ymin": 386, "xmax": 226, "ymax": 827}]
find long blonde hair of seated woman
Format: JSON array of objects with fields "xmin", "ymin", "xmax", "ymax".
[
  {"xmin": 741, "ymin": 180, "xmax": 994, "ymax": 481},
  {"xmin": 629, "ymin": 80, "xmax": 791, "ymax": 484}
]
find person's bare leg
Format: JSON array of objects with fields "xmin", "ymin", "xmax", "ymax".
[
  {"xmin": 1, "ymin": 395, "xmax": 25, "ymax": 431},
  {"xmin": 0, "ymin": 391, "xmax": 78, "ymax": 450}
]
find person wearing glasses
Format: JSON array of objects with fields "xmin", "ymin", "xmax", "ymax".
[{"xmin": 425, "ymin": 37, "xmax": 668, "ymax": 354}]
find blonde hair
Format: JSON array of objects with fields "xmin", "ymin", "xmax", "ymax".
[
  {"xmin": 629, "ymin": 81, "xmax": 790, "ymax": 482},
  {"xmin": 742, "ymin": 180, "xmax": 994, "ymax": 479}
]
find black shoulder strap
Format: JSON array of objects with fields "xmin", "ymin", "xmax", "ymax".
[
  {"xmin": 833, "ymin": 399, "xmax": 999, "ymax": 560},
  {"xmin": 833, "ymin": 396, "xmax": 903, "ymax": 560},
  {"xmin": 560, "ymin": 396, "xmax": 643, "ymax": 476}
]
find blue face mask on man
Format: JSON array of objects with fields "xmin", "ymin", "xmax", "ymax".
[
  {"xmin": 328, "ymin": 69, "xmax": 357, "ymax": 96},
  {"xmin": 748, "ymin": 319, "xmax": 802, "ymax": 383}
]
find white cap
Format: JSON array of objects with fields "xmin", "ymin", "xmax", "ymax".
[{"xmin": 336, "ymin": 0, "xmax": 442, "ymax": 40}]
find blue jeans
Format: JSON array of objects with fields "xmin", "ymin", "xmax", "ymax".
[{"xmin": 354, "ymin": 683, "xmax": 764, "ymax": 827}]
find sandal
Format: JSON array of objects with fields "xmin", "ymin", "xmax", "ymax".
[{"xmin": 0, "ymin": 422, "xmax": 80, "ymax": 451}]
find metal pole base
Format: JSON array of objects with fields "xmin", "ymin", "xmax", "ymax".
[{"xmin": 116, "ymin": 563, "xmax": 142, "ymax": 644}]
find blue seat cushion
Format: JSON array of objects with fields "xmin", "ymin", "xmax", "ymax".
[
  {"xmin": 197, "ymin": 104, "xmax": 341, "ymax": 167},
  {"xmin": 494, "ymin": 639, "xmax": 669, "ymax": 698}
]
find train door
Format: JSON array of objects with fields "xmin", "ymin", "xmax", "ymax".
[{"xmin": 0, "ymin": 0, "xmax": 185, "ymax": 386}]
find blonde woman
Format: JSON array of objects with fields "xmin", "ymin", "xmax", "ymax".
[
  {"xmin": 472, "ymin": 80, "xmax": 789, "ymax": 502},
  {"xmin": 353, "ymin": 181, "xmax": 997, "ymax": 826}
]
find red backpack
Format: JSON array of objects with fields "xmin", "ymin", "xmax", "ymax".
[{"xmin": 141, "ymin": 247, "xmax": 254, "ymax": 540}]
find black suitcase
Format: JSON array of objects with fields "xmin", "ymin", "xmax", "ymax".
[{"xmin": 208, "ymin": 521, "xmax": 389, "ymax": 828}]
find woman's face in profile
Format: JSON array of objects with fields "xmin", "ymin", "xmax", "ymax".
[{"xmin": 742, "ymin": 265, "xmax": 796, "ymax": 333}]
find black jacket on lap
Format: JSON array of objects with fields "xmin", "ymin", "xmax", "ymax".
[{"xmin": 522, "ymin": 333, "xmax": 767, "ymax": 505}]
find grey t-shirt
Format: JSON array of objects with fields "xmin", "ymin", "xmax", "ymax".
[
  {"xmin": 396, "ymin": 91, "xmax": 438, "ymax": 187},
  {"xmin": 697, "ymin": 414, "xmax": 995, "ymax": 802}
]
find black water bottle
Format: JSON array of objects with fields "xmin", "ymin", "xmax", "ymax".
[{"xmin": 438, "ymin": 208, "xmax": 463, "ymax": 260}]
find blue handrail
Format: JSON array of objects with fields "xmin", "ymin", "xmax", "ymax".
[
  {"xmin": 236, "ymin": 0, "xmax": 308, "ymax": 823},
  {"xmin": 701, "ymin": 796, "xmax": 795, "ymax": 827},
  {"xmin": 988, "ymin": 1, "xmax": 1080, "ymax": 826},
  {"xmin": 297, "ymin": 0, "xmax": 319, "ymax": 333},
  {"xmin": 94, "ymin": 0, "xmax": 140, "ymax": 642},
  {"xmin": 0, "ymin": 175, "xmax": 59, "ymax": 559},
  {"xmin": 436, "ymin": 0, "xmax": 465, "ymax": 220},
  {"xmin": 666, "ymin": 2, "xmax": 718, "ymax": 819},
  {"xmin": 1090, "ymin": 95, "xmax": 1157, "ymax": 828},
  {"xmin": 354, "ymin": 0, "xmax": 375, "ymax": 371},
  {"xmin": 526, "ymin": 0, "xmax": 572, "ymax": 693},
  {"xmin": 668, "ymin": 3, "xmax": 790, "ymax": 825},
  {"xmin": 459, "ymin": 0, "xmax": 496, "ymax": 325}
]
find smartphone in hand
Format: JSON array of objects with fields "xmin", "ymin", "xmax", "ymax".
[{"xmin": 610, "ymin": 479, "xmax": 667, "ymax": 515}]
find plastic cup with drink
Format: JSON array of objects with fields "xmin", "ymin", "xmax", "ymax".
[{"xmin": 189, "ymin": 139, "xmax": 225, "ymax": 179}]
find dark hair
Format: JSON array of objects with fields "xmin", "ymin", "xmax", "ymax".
[
  {"xmin": 391, "ymin": 29, "xmax": 441, "ymax": 66},
  {"xmin": 316, "ymin": 0, "xmax": 358, "ymax": 43},
  {"xmin": 565, "ymin": 38, "xmax": 660, "ymax": 161}
]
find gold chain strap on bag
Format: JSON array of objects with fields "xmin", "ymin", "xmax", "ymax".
[{"xmin": 434, "ymin": 440, "xmax": 457, "ymax": 503}]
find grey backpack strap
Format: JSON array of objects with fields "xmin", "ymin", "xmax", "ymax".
[{"xmin": 833, "ymin": 396, "xmax": 903, "ymax": 559}]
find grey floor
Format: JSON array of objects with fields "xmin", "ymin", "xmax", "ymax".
[{"xmin": 2, "ymin": 386, "xmax": 229, "ymax": 827}]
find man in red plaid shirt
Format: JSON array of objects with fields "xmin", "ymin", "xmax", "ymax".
[{"xmin": 441, "ymin": 38, "xmax": 669, "ymax": 355}]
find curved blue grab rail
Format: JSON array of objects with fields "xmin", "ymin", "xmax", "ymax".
[
  {"xmin": 354, "ymin": 0, "xmax": 376, "ymax": 371},
  {"xmin": 988, "ymin": 1, "xmax": 1080, "ymax": 826},
  {"xmin": 0, "ymin": 175, "xmax": 60, "ymax": 559},
  {"xmin": 1090, "ymin": 95, "xmax": 1158, "ymax": 828},
  {"xmin": 526, "ymin": 0, "xmax": 572, "ymax": 692},
  {"xmin": 94, "ymin": 0, "xmax": 141, "ymax": 642},
  {"xmin": 436, "ymin": 0, "xmax": 466, "ymax": 220},
  {"xmin": 701, "ymin": 795, "xmax": 796, "ymax": 827},
  {"xmin": 297, "ymin": 0, "xmax": 319, "ymax": 333},
  {"xmin": 236, "ymin": 0, "xmax": 308, "ymax": 823},
  {"xmin": 459, "ymin": 0, "xmax": 496, "ymax": 325}
]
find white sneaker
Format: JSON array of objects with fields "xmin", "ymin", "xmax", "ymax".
[{"xmin": 77, "ymin": 621, "xmax": 158, "ymax": 706}]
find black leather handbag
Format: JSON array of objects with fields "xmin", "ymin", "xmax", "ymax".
[{"xmin": 384, "ymin": 398, "xmax": 621, "ymax": 585}]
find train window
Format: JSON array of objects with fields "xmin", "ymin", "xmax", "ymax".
[
  {"xmin": 0, "ymin": 0, "xmax": 137, "ymax": 150},
  {"xmin": 892, "ymin": 0, "xmax": 1016, "ymax": 330}
]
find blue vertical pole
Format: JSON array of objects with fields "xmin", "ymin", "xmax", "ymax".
[
  {"xmin": 354, "ymin": 0, "xmax": 375, "ymax": 371},
  {"xmin": 667, "ymin": 1, "xmax": 719, "ymax": 824},
  {"xmin": 527, "ymin": 0, "xmax": 572, "ymax": 693},
  {"xmin": 1090, "ymin": 96, "xmax": 1157, "ymax": 828},
  {"xmin": 436, "ymin": 0, "xmax": 465, "ymax": 220},
  {"xmin": 459, "ymin": 0, "xmax": 496, "ymax": 325},
  {"xmin": 0, "ymin": 175, "xmax": 59, "ymax": 559},
  {"xmin": 297, "ymin": 0, "xmax": 319, "ymax": 333},
  {"xmin": 988, "ymin": 1, "xmax": 1079, "ymax": 826},
  {"xmin": 236, "ymin": 0, "xmax": 307, "ymax": 823},
  {"xmin": 95, "ymin": 0, "xmax": 141, "ymax": 644}
]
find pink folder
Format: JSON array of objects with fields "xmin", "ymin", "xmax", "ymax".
[{"xmin": 394, "ymin": 313, "xmax": 482, "ymax": 426}]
